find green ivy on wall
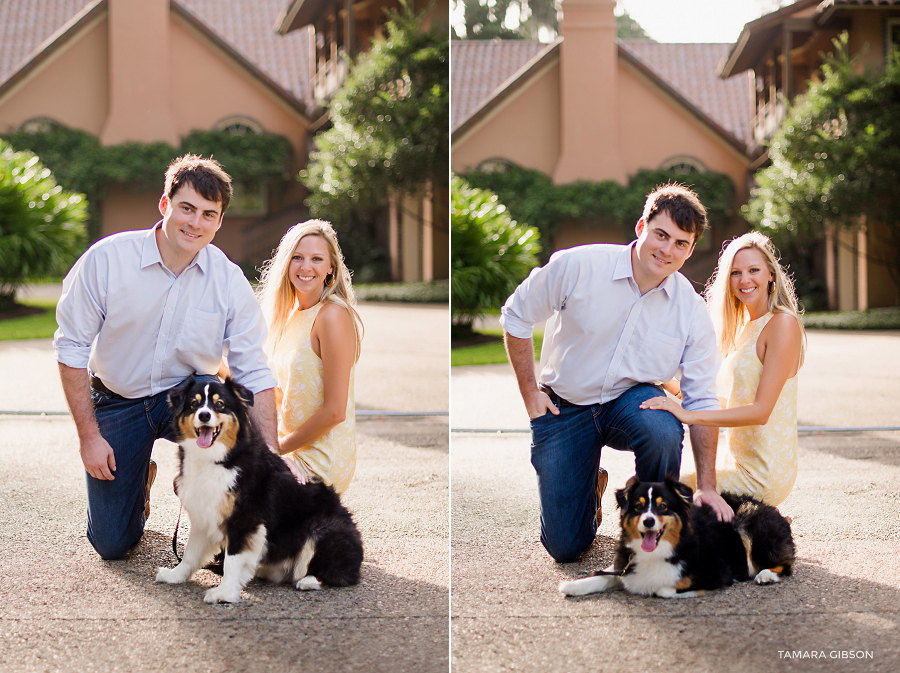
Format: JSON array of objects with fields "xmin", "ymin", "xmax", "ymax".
[
  {"xmin": 1, "ymin": 125, "xmax": 294, "ymax": 241},
  {"xmin": 462, "ymin": 163, "xmax": 735, "ymax": 260}
]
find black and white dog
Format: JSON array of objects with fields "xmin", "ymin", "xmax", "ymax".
[
  {"xmin": 559, "ymin": 476, "xmax": 794, "ymax": 598},
  {"xmin": 155, "ymin": 376, "xmax": 363, "ymax": 604}
]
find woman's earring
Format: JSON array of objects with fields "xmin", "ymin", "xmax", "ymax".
[
  {"xmin": 325, "ymin": 272, "xmax": 334, "ymax": 286},
  {"xmin": 768, "ymin": 280, "xmax": 775, "ymax": 294}
]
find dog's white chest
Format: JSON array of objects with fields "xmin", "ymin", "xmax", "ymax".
[
  {"xmin": 623, "ymin": 541, "xmax": 683, "ymax": 596},
  {"xmin": 178, "ymin": 442, "xmax": 239, "ymax": 531}
]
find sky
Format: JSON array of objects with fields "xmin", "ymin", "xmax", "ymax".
[
  {"xmin": 617, "ymin": 0, "xmax": 777, "ymax": 43},
  {"xmin": 452, "ymin": 0, "xmax": 787, "ymax": 44}
]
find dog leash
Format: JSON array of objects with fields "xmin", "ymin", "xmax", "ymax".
[{"xmin": 172, "ymin": 502, "xmax": 183, "ymax": 562}]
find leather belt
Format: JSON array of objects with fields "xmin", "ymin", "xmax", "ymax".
[
  {"xmin": 90, "ymin": 375, "xmax": 127, "ymax": 400},
  {"xmin": 538, "ymin": 384, "xmax": 577, "ymax": 406}
]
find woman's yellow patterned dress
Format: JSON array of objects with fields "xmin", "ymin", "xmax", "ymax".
[
  {"xmin": 683, "ymin": 312, "xmax": 798, "ymax": 506},
  {"xmin": 271, "ymin": 302, "xmax": 356, "ymax": 494}
]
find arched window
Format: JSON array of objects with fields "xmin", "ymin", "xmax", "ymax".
[
  {"xmin": 659, "ymin": 156, "xmax": 706, "ymax": 175},
  {"xmin": 215, "ymin": 117, "xmax": 266, "ymax": 216},
  {"xmin": 18, "ymin": 117, "xmax": 62, "ymax": 133}
]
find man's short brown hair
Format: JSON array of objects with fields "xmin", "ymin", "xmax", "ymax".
[
  {"xmin": 164, "ymin": 154, "xmax": 233, "ymax": 213},
  {"xmin": 641, "ymin": 183, "xmax": 708, "ymax": 244}
]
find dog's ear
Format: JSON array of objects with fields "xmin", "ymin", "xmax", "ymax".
[
  {"xmin": 666, "ymin": 475, "xmax": 694, "ymax": 504},
  {"xmin": 225, "ymin": 377, "xmax": 254, "ymax": 407},
  {"xmin": 167, "ymin": 374, "xmax": 196, "ymax": 412},
  {"xmin": 616, "ymin": 475, "xmax": 639, "ymax": 510}
]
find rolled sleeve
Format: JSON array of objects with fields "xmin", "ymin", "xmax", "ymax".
[
  {"xmin": 222, "ymin": 273, "xmax": 277, "ymax": 394},
  {"xmin": 678, "ymin": 300, "xmax": 721, "ymax": 412},
  {"xmin": 500, "ymin": 253, "xmax": 566, "ymax": 338},
  {"xmin": 53, "ymin": 252, "xmax": 106, "ymax": 369}
]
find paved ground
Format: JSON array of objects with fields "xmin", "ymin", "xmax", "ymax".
[
  {"xmin": 0, "ymin": 298, "xmax": 449, "ymax": 673},
  {"xmin": 451, "ymin": 330, "xmax": 900, "ymax": 673}
]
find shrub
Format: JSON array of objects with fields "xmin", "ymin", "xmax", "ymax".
[
  {"xmin": 451, "ymin": 175, "xmax": 540, "ymax": 337},
  {"xmin": 0, "ymin": 141, "xmax": 86, "ymax": 308}
]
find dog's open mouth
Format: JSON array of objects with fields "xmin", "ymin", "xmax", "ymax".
[
  {"xmin": 195, "ymin": 424, "xmax": 222, "ymax": 449},
  {"xmin": 641, "ymin": 527, "xmax": 665, "ymax": 552}
]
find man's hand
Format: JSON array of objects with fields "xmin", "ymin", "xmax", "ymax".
[
  {"xmin": 693, "ymin": 488, "xmax": 733, "ymax": 522},
  {"xmin": 80, "ymin": 435, "xmax": 116, "ymax": 480},
  {"xmin": 523, "ymin": 388, "xmax": 559, "ymax": 420}
]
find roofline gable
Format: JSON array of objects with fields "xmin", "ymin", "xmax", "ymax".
[
  {"xmin": 452, "ymin": 38, "xmax": 750, "ymax": 159},
  {"xmin": 451, "ymin": 39, "xmax": 561, "ymax": 141},
  {"xmin": 0, "ymin": 0, "xmax": 106, "ymax": 106},
  {"xmin": 0, "ymin": 0, "xmax": 310, "ymax": 129}
]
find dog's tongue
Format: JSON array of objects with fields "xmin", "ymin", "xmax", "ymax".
[
  {"xmin": 197, "ymin": 427, "xmax": 215, "ymax": 449},
  {"xmin": 641, "ymin": 531, "xmax": 658, "ymax": 552}
]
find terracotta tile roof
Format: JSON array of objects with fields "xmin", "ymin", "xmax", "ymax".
[
  {"xmin": 0, "ymin": 0, "xmax": 311, "ymax": 108},
  {"xmin": 451, "ymin": 38, "xmax": 753, "ymax": 149},
  {"xmin": 451, "ymin": 39, "xmax": 548, "ymax": 132},
  {"xmin": 620, "ymin": 40, "xmax": 753, "ymax": 148},
  {"xmin": 0, "ymin": 0, "xmax": 88, "ymax": 85}
]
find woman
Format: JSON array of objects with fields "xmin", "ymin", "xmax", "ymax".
[
  {"xmin": 256, "ymin": 220, "xmax": 363, "ymax": 494},
  {"xmin": 641, "ymin": 232, "xmax": 805, "ymax": 506}
]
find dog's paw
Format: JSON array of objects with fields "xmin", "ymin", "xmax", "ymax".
[
  {"xmin": 754, "ymin": 569, "xmax": 780, "ymax": 585},
  {"xmin": 296, "ymin": 575, "xmax": 323, "ymax": 591},
  {"xmin": 203, "ymin": 585, "xmax": 242, "ymax": 604},
  {"xmin": 156, "ymin": 566, "xmax": 189, "ymax": 584},
  {"xmin": 558, "ymin": 575, "xmax": 614, "ymax": 597}
]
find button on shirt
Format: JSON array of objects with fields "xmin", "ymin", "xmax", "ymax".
[
  {"xmin": 500, "ymin": 243, "xmax": 719, "ymax": 411},
  {"xmin": 53, "ymin": 223, "xmax": 277, "ymax": 399}
]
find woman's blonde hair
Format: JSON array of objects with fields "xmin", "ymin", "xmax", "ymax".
[
  {"xmin": 705, "ymin": 231, "xmax": 806, "ymax": 367},
  {"xmin": 256, "ymin": 220, "xmax": 363, "ymax": 358}
]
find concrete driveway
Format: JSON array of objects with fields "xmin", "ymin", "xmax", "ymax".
[
  {"xmin": 451, "ymin": 330, "xmax": 900, "ymax": 673},
  {"xmin": 0, "ymin": 301, "xmax": 449, "ymax": 673}
]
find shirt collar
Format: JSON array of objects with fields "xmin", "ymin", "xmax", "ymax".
[
  {"xmin": 613, "ymin": 241, "xmax": 674, "ymax": 297},
  {"xmin": 142, "ymin": 221, "xmax": 208, "ymax": 274}
]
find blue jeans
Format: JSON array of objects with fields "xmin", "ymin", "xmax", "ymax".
[
  {"xmin": 529, "ymin": 383, "xmax": 684, "ymax": 563},
  {"xmin": 85, "ymin": 375, "xmax": 218, "ymax": 560}
]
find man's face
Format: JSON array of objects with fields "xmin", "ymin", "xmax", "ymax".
[
  {"xmin": 632, "ymin": 212, "xmax": 695, "ymax": 286},
  {"xmin": 158, "ymin": 184, "xmax": 223, "ymax": 262}
]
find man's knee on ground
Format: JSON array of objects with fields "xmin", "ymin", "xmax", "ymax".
[
  {"xmin": 542, "ymin": 531, "xmax": 592, "ymax": 564},
  {"xmin": 88, "ymin": 532, "xmax": 140, "ymax": 560}
]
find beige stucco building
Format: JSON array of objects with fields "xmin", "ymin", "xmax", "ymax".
[
  {"xmin": 0, "ymin": 0, "xmax": 446, "ymax": 281},
  {"xmin": 452, "ymin": 0, "xmax": 755, "ymax": 285}
]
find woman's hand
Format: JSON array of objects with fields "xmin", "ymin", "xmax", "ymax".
[
  {"xmin": 640, "ymin": 395, "xmax": 691, "ymax": 423},
  {"xmin": 281, "ymin": 453, "xmax": 310, "ymax": 485}
]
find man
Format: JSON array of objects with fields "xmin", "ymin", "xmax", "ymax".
[
  {"xmin": 501, "ymin": 183, "xmax": 732, "ymax": 563},
  {"xmin": 54, "ymin": 154, "xmax": 278, "ymax": 560}
]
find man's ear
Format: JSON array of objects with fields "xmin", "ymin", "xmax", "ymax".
[
  {"xmin": 634, "ymin": 217, "xmax": 645, "ymax": 239},
  {"xmin": 158, "ymin": 193, "xmax": 168, "ymax": 217}
]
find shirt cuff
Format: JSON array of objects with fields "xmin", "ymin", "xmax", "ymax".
[{"xmin": 499, "ymin": 310, "xmax": 533, "ymax": 339}]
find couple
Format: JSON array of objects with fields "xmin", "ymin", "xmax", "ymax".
[
  {"xmin": 502, "ymin": 183, "xmax": 805, "ymax": 563},
  {"xmin": 54, "ymin": 155, "xmax": 362, "ymax": 560}
]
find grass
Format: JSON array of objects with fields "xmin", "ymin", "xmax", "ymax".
[
  {"xmin": 355, "ymin": 279, "xmax": 448, "ymax": 303},
  {"xmin": 802, "ymin": 306, "xmax": 900, "ymax": 330},
  {"xmin": 451, "ymin": 327, "xmax": 543, "ymax": 366},
  {"xmin": 0, "ymin": 298, "xmax": 58, "ymax": 341},
  {"xmin": 451, "ymin": 307, "xmax": 900, "ymax": 366}
]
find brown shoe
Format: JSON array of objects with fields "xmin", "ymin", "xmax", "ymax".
[
  {"xmin": 145, "ymin": 460, "xmax": 157, "ymax": 520},
  {"xmin": 595, "ymin": 466, "xmax": 608, "ymax": 526}
]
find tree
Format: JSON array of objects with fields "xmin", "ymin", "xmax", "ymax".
[
  {"xmin": 301, "ymin": 2, "xmax": 448, "ymax": 279},
  {"xmin": 451, "ymin": 175, "xmax": 540, "ymax": 338},
  {"xmin": 453, "ymin": 0, "xmax": 650, "ymax": 41},
  {"xmin": 0, "ymin": 140, "xmax": 87, "ymax": 308},
  {"xmin": 745, "ymin": 33, "xmax": 900, "ymax": 307}
]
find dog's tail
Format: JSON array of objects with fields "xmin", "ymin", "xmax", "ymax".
[{"xmin": 308, "ymin": 527, "xmax": 364, "ymax": 587}]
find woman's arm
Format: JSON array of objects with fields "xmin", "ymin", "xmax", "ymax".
[
  {"xmin": 641, "ymin": 313, "xmax": 801, "ymax": 427},
  {"xmin": 277, "ymin": 303, "xmax": 356, "ymax": 454}
]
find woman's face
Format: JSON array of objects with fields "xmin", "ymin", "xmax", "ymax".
[
  {"xmin": 288, "ymin": 235, "xmax": 333, "ymax": 299},
  {"xmin": 729, "ymin": 247, "xmax": 773, "ymax": 311}
]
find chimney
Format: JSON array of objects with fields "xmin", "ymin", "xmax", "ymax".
[
  {"xmin": 100, "ymin": 0, "xmax": 180, "ymax": 146},
  {"xmin": 553, "ymin": 0, "xmax": 626, "ymax": 184}
]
